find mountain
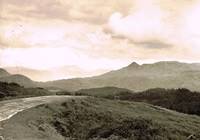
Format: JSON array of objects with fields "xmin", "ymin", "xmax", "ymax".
[
  {"xmin": 0, "ymin": 68, "xmax": 10, "ymax": 77},
  {"xmin": 43, "ymin": 61, "xmax": 200, "ymax": 91},
  {"xmin": 4, "ymin": 66, "xmax": 109, "ymax": 81},
  {"xmin": 0, "ymin": 74, "xmax": 36, "ymax": 87}
]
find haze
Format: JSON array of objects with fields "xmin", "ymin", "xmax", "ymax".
[{"xmin": 1, "ymin": 0, "xmax": 200, "ymax": 81}]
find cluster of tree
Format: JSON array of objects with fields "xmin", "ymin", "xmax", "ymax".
[{"xmin": 127, "ymin": 88, "xmax": 200, "ymax": 115}]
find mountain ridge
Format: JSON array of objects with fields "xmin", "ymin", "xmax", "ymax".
[
  {"xmin": 42, "ymin": 61, "xmax": 200, "ymax": 91},
  {"xmin": 1, "ymin": 61, "xmax": 200, "ymax": 91}
]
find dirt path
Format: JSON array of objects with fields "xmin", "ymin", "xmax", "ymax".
[{"xmin": 0, "ymin": 96, "xmax": 78, "ymax": 122}]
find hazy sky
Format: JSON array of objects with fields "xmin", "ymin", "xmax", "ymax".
[{"xmin": 1, "ymin": 0, "xmax": 200, "ymax": 80}]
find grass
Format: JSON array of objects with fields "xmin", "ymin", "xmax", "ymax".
[{"xmin": 2, "ymin": 97, "xmax": 200, "ymax": 140}]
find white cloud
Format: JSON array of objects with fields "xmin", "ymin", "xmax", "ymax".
[{"xmin": 108, "ymin": 0, "xmax": 168, "ymax": 41}]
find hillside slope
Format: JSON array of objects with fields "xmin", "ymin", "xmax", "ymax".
[
  {"xmin": 0, "ymin": 74, "xmax": 36, "ymax": 87},
  {"xmin": 0, "ymin": 82, "xmax": 52, "ymax": 100},
  {"xmin": 76, "ymin": 87, "xmax": 200, "ymax": 116},
  {"xmin": 120, "ymin": 88, "xmax": 200, "ymax": 116},
  {"xmin": 0, "ymin": 68, "xmax": 10, "ymax": 77},
  {"xmin": 1, "ymin": 97, "xmax": 200, "ymax": 140}
]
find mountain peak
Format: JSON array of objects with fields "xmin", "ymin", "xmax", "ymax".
[{"xmin": 128, "ymin": 62, "xmax": 140, "ymax": 67}]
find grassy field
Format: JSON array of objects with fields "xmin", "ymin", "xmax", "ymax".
[{"xmin": 1, "ymin": 97, "xmax": 200, "ymax": 140}]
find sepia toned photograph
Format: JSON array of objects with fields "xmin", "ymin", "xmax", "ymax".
[{"xmin": 0, "ymin": 0, "xmax": 200, "ymax": 139}]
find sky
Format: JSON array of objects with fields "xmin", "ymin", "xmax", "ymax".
[{"xmin": 1, "ymin": 0, "xmax": 200, "ymax": 81}]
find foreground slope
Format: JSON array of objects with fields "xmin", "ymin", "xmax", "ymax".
[
  {"xmin": 0, "ymin": 95, "xmax": 75, "ymax": 122},
  {"xmin": 1, "ymin": 97, "xmax": 200, "ymax": 140},
  {"xmin": 43, "ymin": 61, "xmax": 200, "ymax": 91}
]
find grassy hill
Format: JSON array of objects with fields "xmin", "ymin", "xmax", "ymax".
[
  {"xmin": 1, "ymin": 97, "xmax": 200, "ymax": 140},
  {"xmin": 122, "ymin": 88, "xmax": 200, "ymax": 116},
  {"xmin": 0, "ymin": 74, "xmax": 36, "ymax": 87},
  {"xmin": 76, "ymin": 87, "xmax": 200, "ymax": 116},
  {"xmin": 0, "ymin": 68, "xmax": 10, "ymax": 77},
  {"xmin": 0, "ymin": 82, "xmax": 52, "ymax": 100}
]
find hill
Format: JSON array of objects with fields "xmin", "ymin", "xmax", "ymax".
[
  {"xmin": 120, "ymin": 88, "xmax": 200, "ymax": 116},
  {"xmin": 4, "ymin": 66, "xmax": 51, "ymax": 81},
  {"xmin": 78, "ymin": 87, "xmax": 200, "ymax": 116},
  {"xmin": 0, "ymin": 81, "xmax": 52, "ymax": 100},
  {"xmin": 1, "ymin": 97, "xmax": 200, "ymax": 140},
  {"xmin": 0, "ymin": 68, "xmax": 10, "ymax": 77},
  {"xmin": 43, "ymin": 61, "xmax": 200, "ymax": 91},
  {"xmin": 0, "ymin": 74, "xmax": 36, "ymax": 87}
]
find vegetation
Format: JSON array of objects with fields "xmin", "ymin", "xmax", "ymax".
[
  {"xmin": 76, "ymin": 87, "xmax": 200, "ymax": 116},
  {"xmin": 3, "ymin": 97, "xmax": 200, "ymax": 140},
  {"xmin": 0, "ymin": 81, "xmax": 53, "ymax": 100},
  {"xmin": 75, "ymin": 86, "xmax": 134, "ymax": 98},
  {"xmin": 129, "ymin": 88, "xmax": 200, "ymax": 116}
]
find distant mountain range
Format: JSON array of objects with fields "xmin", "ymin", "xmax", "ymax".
[
  {"xmin": 4, "ymin": 66, "xmax": 109, "ymax": 81},
  {"xmin": 42, "ymin": 61, "xmax": 200, "ymax": 91},
  {"xmin": 1, "ymin": 61, "xmax": 200, "ymax": 91}
]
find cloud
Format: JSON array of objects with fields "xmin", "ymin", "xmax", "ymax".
[
  {"xmin": 107, "ymin": 1, "xmax": 169, "ymax": 43},
  {"xmin": 1, "ymin": 0, "xmax": 200, "ymax": 79},
  {"xmin": 130, "ymin": 40, "xmax": 172, "ymax": 49},
  {"xmin": 1, "ymin": 0, "xmax": 134, "ymax": 24},
  {"xmin": 109, "ymin": 33, "xmax": 172, "ymax": 49},
  {"xmin": 1, "ymin": 0, "xmax": 66, "ymax": 20},
  {"xmin": 106, "ymin": 0, "xmax": 200, "ymax": 53}
]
